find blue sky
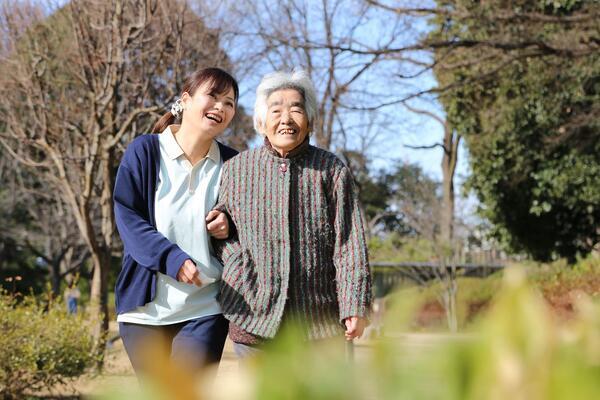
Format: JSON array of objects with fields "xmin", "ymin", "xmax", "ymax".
[{"xmin": 216, "ymin": 0, "xmax": 472, "ymax": 186}]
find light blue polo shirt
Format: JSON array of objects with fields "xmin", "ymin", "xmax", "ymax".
[{"xmin": 117, "ymin": 126, "xmax": 223, "ymax": 325}]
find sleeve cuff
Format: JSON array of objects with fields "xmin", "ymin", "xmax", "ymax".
[
  {"xmin": 225, "ymin": 213, "xmax": 237, "ymax": 238},
  {"xmin": 339, "ymin": 304, "xmax": 371, "ymax": 323},
  {"xmin": 165, "ymin": 248, "xmax": 190, "ymax": 279}
]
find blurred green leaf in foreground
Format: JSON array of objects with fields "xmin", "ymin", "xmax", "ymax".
[
  {"xmin": 97, "ymin": 266, "xmax": 599, "ymax": 400},
  {"xmin": 251, "ymin": 267, "xmax": 599, "ymax": 400}
]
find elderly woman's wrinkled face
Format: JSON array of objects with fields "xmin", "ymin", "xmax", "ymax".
[{"xmin": 263, "ymin": 89, "xmax": 309, "ymax": 155}]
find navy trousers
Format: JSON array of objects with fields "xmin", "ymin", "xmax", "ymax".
[{"xmin": 119, "ymin": 314, "xmax": 228, "ymax": 376}]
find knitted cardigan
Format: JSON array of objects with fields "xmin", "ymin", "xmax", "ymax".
[{"xmin": 215, "ymin": 139, "xmax": 372, "ymax": 340}]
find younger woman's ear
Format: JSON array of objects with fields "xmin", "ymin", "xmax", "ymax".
[{"xmin": 181, "ymin": 92, "xmax": 192, "ymax": 109}]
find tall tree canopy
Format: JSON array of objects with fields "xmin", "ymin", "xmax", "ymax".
[{"xmin": 431, "ymin": 0, "xmax": 600, "ymax": 261}]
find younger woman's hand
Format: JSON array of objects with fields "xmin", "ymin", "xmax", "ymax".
[
  {"xmin": 206, "ymin": 209, "xmax": 229, "ymax": 239},
  {"xmin": 177, "ymin": 259, "xmax": 202, "ymax": 286}
]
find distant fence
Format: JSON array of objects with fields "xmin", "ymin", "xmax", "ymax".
[{"xmin": 372, "ymin": 262, "xmax": 505, "ymax": 297}]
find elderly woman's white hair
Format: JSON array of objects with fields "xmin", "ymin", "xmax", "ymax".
[{"xmin": 254, "ymin": 70, "xmax": 318, "ymax": 135}]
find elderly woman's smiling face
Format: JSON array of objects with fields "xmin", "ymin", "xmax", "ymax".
[{"xmin": 262, "ymin": 88, "xmax": 309, "ymax": 156}]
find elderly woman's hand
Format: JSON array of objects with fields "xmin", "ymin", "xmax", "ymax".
[
  {"xmin": 206, "ymin": 209, "xmax": 229, "ymax": 239},
  {"xmin": 344, "ymin": 316, "xmax": 368, "ymax": 341}
]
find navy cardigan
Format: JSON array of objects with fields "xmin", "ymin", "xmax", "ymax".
[{"xmin": 113, "ymin": 134, "xmax": 238, "ymax": 315}]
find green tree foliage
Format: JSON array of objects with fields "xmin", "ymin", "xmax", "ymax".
[
  {"xmin": 431, "ymin": 0, "xmax": 600, "ymax": 260},
  {"xmin": 342, "ymin": 150, "xmax": 411, "ymax": 235},
  {"xmin": 350, "ymin": 157, "xmax": 442, "ymax": 238},
  {"xmin": 382, "ymin": 161, "xmax": 441, "ymax": 238},
  {"xmin": 340, "ymin": 152, "xmax": 444, "ymax": 262}
]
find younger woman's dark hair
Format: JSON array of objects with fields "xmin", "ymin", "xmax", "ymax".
[{"xmin": 152, "ymin": 67, "xmax": 239, "ymax": 133}]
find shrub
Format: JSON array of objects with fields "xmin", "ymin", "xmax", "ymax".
[
  {"xmin": 369, "ymin": 234, "xmax": 437, "ymax": 263},
  {"xmin": 0, "ymin": 291, "xmax": 96, "ymax": 399}
]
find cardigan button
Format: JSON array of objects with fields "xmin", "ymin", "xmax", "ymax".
[{"xmin": 279, "ymin": 163, "xmax": 288, "ymax": 173}]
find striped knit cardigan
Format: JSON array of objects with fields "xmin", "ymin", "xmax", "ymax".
[{"xmin": 215, "ymin": 139, "xmax": 372, "ymax": 340}]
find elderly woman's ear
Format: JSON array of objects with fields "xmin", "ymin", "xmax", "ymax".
[{"xmin": 256, "ymin": 118, "xmax": 266, "ymax": 135}]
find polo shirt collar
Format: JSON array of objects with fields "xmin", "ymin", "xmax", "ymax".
[
  {"xmin": 161, "ymin": 126, "xmax": 184, "ymax": 160},
  {"xmin": 205, "ymin": 140, "xmax": 221, "ymax": 164},
  {"xmin": 161, "ymin": 125, "xmax": 220, "ymax": 163}
]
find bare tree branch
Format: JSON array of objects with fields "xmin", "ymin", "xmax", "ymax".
[{"xmin": 404, "ymin": 143, "xmax": 446, "ymax": 151}]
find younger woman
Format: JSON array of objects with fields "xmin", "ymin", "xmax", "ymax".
[{"xmin": 113, "ymin": 68, "xmax": 239, "ymax": 375}]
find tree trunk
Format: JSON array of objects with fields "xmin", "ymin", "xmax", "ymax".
[
  {"xmin": 89, "ymin": 248, "xmax": 110, "ymax": 369},
  {"xmin": 436, "ymin": 258, "xmax": 458, "ymax": 333},
  {"xmin": 89, "ymin": 156, "xmax": 116, "ymax": 369},
  {"xmin": 44, "ymin": 238, "xmax": 61, "ymax": 296},
  {"xmin": 50, "ymin": 260, "xmax": 62, "ymax": 296},
  {"xmin": 443, "ymin": 286, "xmax": 458, "ymax": 333},
  {"xmin": 440, "ymin": 128, "xmax": 461, "ymax": 244},
  {"xmin": 443, "ymin": 265, "xmax": 459, "ymax": 333},
  {"xmin": 62, "ymin": 181, "xmax": 111, "ymax": 368}
]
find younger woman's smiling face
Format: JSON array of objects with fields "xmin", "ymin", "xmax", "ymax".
[{"xmin": 181, "ymin": 81, "xmax": 236, "ymax": 138}]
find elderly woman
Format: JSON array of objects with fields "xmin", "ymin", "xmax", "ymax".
[{"xmin": 216, "ymin": 70, "xmax": 371, "ymax": 354}]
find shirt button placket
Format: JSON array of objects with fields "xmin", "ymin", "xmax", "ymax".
[
  {"xmin": 188, "ymin": 166, "xmax": 195, "ymax": 194},
  {"xmin": 279, "ymin": 158, "xmax": 291, "ymax": 325}
]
